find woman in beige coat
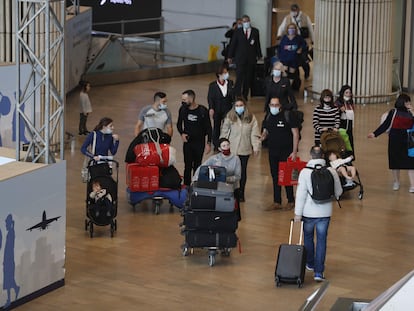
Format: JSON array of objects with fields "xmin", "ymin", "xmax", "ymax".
[{"xmin": 220, "ymin": 97, "xmax": 261, "ymax": 202}]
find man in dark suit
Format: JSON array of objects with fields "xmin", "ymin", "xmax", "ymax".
[{"xmin": 227, "ymin": 15, "xmax": 262, "ymax": 100}]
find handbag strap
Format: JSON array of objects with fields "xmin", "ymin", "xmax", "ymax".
[
  {"xmin": 91, "ymin": 131, "xmax": 97, "ymax": 155},
  {"xmin": 148, "ymin": 128, "xmax": 164, "ymax": 164}
]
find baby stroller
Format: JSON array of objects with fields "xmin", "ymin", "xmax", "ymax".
[
  {"xmin": 84, "ymin": 157, "xmax": 119, "ymax": 237},
  {"xmin": 320, "ymin": 130, "xmax": 364, "ymax": 200}
]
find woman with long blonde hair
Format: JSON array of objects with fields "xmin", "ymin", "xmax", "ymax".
[{"xmin": 220, "ymin": 97, "xmax": 261, "ymax": 202}]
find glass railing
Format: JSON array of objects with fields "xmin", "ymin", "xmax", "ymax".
[{"xmin": 85, "ymin": 18, "xmax": 229, "ymax": 75}]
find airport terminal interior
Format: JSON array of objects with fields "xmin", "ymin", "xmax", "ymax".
[
  {"xmin": 2, "ymin": 0, "xmax": 414, "ymax": 310},
  {"xmin": 12, "ymin": 70, "xmax": 414, "ymax": 310}
]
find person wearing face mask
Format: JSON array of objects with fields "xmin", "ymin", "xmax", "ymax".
[
  {"xmin": 208, "ymin": 64, "xmax": 235, "ymax": 151},
  {"xmin": 220, "ymin": 97, "xmax": 261, "ymax": 202},
  {"xmin": 264, "ymin": 61, "xmax": 297, "ymax": 114},
  {"xmin": 177, "ymin": 89, "xmax": 212, "ymax": 186},
  {"xmin": 134, "ymin": 91, "xmax": 173, "ymax": 137},
  {"xmin": 193, "ymin": 137, "xmax": 241, "ymax": 186},
  {"xmin": 222, "ymin": 18, "xmax": 242, "ymax": 60},
  {"xmin": 192, "ymin": 137, "xmax": 242, "ymax": 215},
  {"xmin": 261, "ymin": 97, "xmax": 300, "ymax": 211},
  {"xmin": 81, "ymin": 117, "xmax": 120, "ymax": 162},
  {"xmin": 277, "ymin": 4, "xmax": 314, "ymax": 80},
  {"xmin": 277, "ymin": 23, "xmax": 307, "ymax": 91},
  {"xmin": 227, "ymin": 14, "xmax": 262, "ymax": 100},
  {"xmin": 335, "ymin": 85, "xmax": 355, "ymax": 153},
  {"xmin": 312, "ymin": 89, "xmax": 340, "ymax": 146}
]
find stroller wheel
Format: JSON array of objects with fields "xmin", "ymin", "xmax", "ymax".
[
  {"xmin": 110, "ymin": 225, "xmax": 115, "ymax": 238},
  {"xmin": 89, "ymin": 223, "xmax": 94, "ymax": 238},
  {"xmin": 358, "ymin": 191, "xmax": 364, "ymax": 200},
  {"xmin": 85, "ymin": 219, "xmax": 88, "ymax": 231},
  {"xmin": 114, "ymin": 219, "xmax": 117, "ymax": 231}
]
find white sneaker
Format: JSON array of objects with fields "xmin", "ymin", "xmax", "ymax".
[
  {"xmin": 393, "ymin": 182, "xmax": 400, "ymax": 191},
  {"xmin": 409, "ymin": 187, "xmax": 414, "ymax": 193}
]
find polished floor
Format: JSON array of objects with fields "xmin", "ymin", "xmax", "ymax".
[{"xmin": 15, "ymin": 72, "xmax": 414, "ymax": 310}]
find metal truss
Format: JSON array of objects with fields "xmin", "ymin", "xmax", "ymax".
[
  {"xmin": 16, "ymin": 0, "xmax": 65, "ymax": 163},
  {"xmin": 66, "ymin": 0, "xmax": 80, "ymax": 15}
]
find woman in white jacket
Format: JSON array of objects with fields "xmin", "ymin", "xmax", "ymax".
[{"xmin": 220, "ymin": 97, "xmax": 261, "ymax": 202}]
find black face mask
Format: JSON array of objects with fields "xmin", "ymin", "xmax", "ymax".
[{"xmin": 182, "ymin": 101, "xmax": 190, "ymax": 106}]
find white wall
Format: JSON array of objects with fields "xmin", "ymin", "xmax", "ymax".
[
  {"xmin": 238, "ymin": 0, "xmax": 272, "ymax": 54},
  {"xmin": 65, "ymin": 7, "xmax": 92, "ymax": 92},
  {"xmin": 162, "ymin": 0, "xmax": 238, "ymax": 61}
]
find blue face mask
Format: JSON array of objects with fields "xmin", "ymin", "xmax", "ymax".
[
  {"xmin": 222, "ymin": 72, "xmax": 229, "ymax": 80},
  {"xmin": 159, "ymin": 103, "xmax": 168, "ymax": 110},
  {"xmin": 272, "ymin": 69, "xmax": 281, "ymax": 77},
  {"xmin": 243, "ymin": 22, "xmax": 250, "ymax": 30},
  {"xmin": 270, "ymin": 107, "xmax": 280, "ymax": 115},
  {"xmin": 235, "ymin": 106, "xmax": 245, "ymax": 115},
  {"xmin": 288, "ymin": 28, "xmax": 296, "ymax": 36}
]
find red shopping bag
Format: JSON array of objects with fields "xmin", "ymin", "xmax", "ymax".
[{"xmin": 278, "ymin": 157, "xmax": 307, "ymax": 186}]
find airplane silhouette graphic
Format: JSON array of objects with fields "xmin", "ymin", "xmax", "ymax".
[{"xmin": 26, "ymin": 211, "xmax": 61, "ymax": 231}]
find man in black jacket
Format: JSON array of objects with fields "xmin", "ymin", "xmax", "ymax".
[
  {"xmin": 227, "ymin": 15, "xmax": 262, "ymax": 100},
  {"xmin": 177, "ymin": 90, "xmax": 212, "ymax": 186}
]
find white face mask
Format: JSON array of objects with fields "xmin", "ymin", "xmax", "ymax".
[
  {"xmin": 343, "ymin": 96, "xmax": 351, "ymax": 101},
  {"xmin": 102, "ymin": 127, "xmax": 113, "ymax": 134},
  {"xmin": 159, "ymin": 103, "xmax": 167, "ymax": 110},
  {"xmin": 270, "ymin": 107, "xmax": 280, "ymax": 115},
  {"xmin": 222, "ymin": 72, "xmax": 229, "ymax": 80},
  {"xmin": 272, "ymin": 69, "xmax": 281, "ymax": 77}
]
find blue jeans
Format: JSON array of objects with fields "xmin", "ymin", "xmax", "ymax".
[{"xmin": 303, "ymin": 217, "xmax": 330, "ymax": 274}]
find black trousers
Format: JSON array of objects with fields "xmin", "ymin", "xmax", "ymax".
[
  {"xmin": 79, "ymin": 113, "xmax": 88, "ymax": 134},
  {"xmin": 268, "ymin": 153, "xmax": 294, "ymax": 204},
  {"xmin": 234, "ymin": 62, "xmax": 255, "ymax": 99},
  {"xmin": 212, "ymin": 113, "xmax": 227, "ymax": 150},
  {"xmin": 238, "ymin": 154, "xmax": 250, "ymax": 194},
  {"xmin": 183, "ymin": 141, "xmax": 205, "ymax": 186}
]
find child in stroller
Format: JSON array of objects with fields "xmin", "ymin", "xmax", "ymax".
[
  {"xmin": 85, "ymin": 157, "xmax": 119, "ymax": 237},
  {"xmin": 327, "ymin": 151, "xmax": 357, "ymax": 187},
  {"xmin": 320, "ymin": 130, "xmax": 364, "ymax": 199},
  {"xmin": 89, "ymin": 180, "xmax": 113, "ymax": 218}
]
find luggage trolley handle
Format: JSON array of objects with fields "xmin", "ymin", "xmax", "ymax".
[{"xmin": 288, "ymin": 219, "xmax": 304, "ymax": 245}]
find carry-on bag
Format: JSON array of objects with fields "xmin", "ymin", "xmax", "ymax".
[
  {"xmin": 275, "ymin": 219, "xmax": 306, "ymax": 288},
  {"xmin": 278, "ymin": 157, "xmax": 307, "ymax": 186},
  {"xmin": 183, "ymin": 210, "xmax": 238, "ymax": 232},
  {"xmin": 190, "ymin": 181, "xmax": 235, "ymax": 212},
  {"xmin": 184, "ymin": 231, "xmax": 238, "ymax": 248}
]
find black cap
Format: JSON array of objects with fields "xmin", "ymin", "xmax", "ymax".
[{"xmin": 291, "ymin": 4, "xmax": 299, "ymax": 10}]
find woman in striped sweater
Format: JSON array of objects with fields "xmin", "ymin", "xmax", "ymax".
[{"xmin": 312, "ymin": 89, "xmax": 340, "ymax": 145}]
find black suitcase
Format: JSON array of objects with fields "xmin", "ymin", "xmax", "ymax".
[
  {"xmin": 275, "ymin": 220, "xmax": 306, "ymax": 288},
  {"xmin": 184, "ymin": 231, "xmax": 238, "ymax": 248},
  {"xmin": 183, "ymin": 210, "xmax": 238, "ymax": 232}
]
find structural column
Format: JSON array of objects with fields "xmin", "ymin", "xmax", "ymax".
[{"xmin": 312, "ymin": 0, "xmax": 393, "ymax": 103}]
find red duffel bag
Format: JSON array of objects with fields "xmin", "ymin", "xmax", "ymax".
[
  {"xmin": 133, "ymin": 143, "xmax": 176, "ymax": 167},
  {"xmin": 278, "ymin": 157, "xmax": 307, "ymax": 186}
]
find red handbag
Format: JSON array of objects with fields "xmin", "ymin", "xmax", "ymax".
[{"xmin": 278, "ymin": 157, "xmax": 307, "ymax": 186}]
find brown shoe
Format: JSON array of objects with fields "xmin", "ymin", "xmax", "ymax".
[
  {"xmin": 263, "ymin": 203, "xmax": 283, "ymax": 211},
  {"xmin": 285, "ymin": 202, "xmax": 295, "ymax": 211}
]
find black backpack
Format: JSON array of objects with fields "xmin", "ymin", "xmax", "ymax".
[{"xmin": 306, "ymin": 164, "xmax": 335, "ymax": 203}]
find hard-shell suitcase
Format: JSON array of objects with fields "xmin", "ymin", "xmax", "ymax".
[
  {"xmin": 184, "ymin": 231, "xmax": 238, "ymax": 248},
  {"xmin": 190, "ymin": 181, "xmax": 235, "ymax": 212},
  {"xmin": 275, "ymin": 219, "xmax": 306, "ymax": 288},
  {"xmin": 183, "ymin": 210, "xmax": 238, "ymax": 232}
]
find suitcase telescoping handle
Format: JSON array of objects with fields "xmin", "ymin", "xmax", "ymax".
[{"xmin": 288, "ymin": 219, "xmax": 304, "ymax": 245}]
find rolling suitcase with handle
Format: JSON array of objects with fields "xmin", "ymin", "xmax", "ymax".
[{"xmin": 275, "ymin": 219, "xmax": 306, "ymax": 288}]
